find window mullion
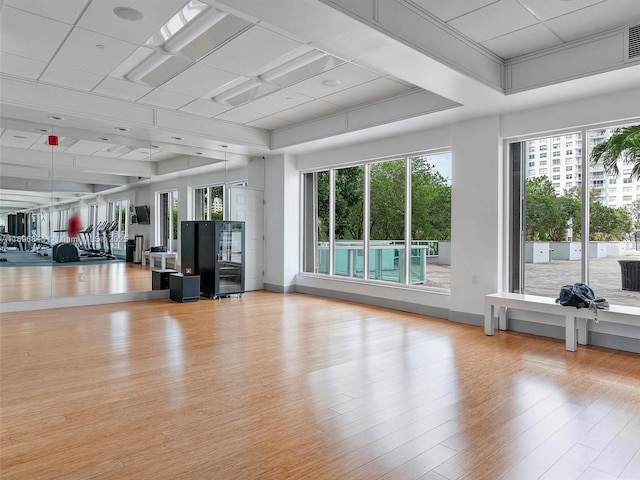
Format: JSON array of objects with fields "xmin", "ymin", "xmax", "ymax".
[
  {"xmin": 581, "ymin": 128, "xmax": 589, "ymax": 283},
  {"xmin": 405, "ymin": 157, "xmax": 411, "ymax": 285},
  {"xmin": 329, "ymin": 169, "xmax": 335, "ymax": 276},
  {"xmin": 363, "ymin": 163, "xmax": 370, "ymax": 280}
]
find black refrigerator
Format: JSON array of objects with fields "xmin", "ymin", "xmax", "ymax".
[{"xmin": 180, "ymin": 221, "xmax": 245, "ymax": 298}]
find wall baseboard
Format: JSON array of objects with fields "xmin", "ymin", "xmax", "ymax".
[
  {"xmin": 0, "ymin": 290, "xmax": 170, "ymax": 313},
  {"xmin": 264, "ymin": 282, "xmax": 296, "ymax": 293},
  {"xmin": 295, "ymin": 284, "xmax": 450, "ymax": 320}
]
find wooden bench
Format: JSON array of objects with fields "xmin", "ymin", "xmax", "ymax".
[
  {"xmin": 485, "ymin": 292, "xmax": 639, "ymax": 352},
  {"xmin": 141, "ymin": 251, "xmax": 178, "ymax": 270}
]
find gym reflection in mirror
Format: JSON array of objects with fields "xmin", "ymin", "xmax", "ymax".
[{"xmin": 0, "ymin": 130, "xmax": 153, "ymax": 303}]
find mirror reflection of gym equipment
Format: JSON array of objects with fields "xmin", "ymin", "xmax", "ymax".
[{"xmin": 52, "ymin": 221, "xmax": 118, "ymax": 263}]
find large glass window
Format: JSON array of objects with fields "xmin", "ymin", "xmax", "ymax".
[
  {"xmin": 107, "ymin": 199, "xmax": 129, "ymax": 249},
  {"xmin": 194, "ymin": 185, "xmax": 224, "ymax": 220},
  {"xmin": 334, "ymin": 165, "xmax": 364, "ymax": 278},
  {"xmin": 369, "ymin": 159, "xmax": 405, "ymax": 282},
  {"xmin": 411, "ymin": 154, "xmax": 451, "ymax": 288},
  {"xmin": 158, "ymin": 191, "xmax": 178, "ymax": 252},
  {"xmin": 511, "ymin": 125, "xmax": 638, "ymax": 307},
  {"xmin": 303, "ymin": 151, "xmax": 452, "ymax": 291}
]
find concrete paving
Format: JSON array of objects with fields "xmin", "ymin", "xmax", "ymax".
[
  {"xmin": 423, "ymin": 250, "xmax": 639, "ymax": 308},
  {"xmin": 524, "ymin": 253, "xmax": 639, "ymax": 307}
]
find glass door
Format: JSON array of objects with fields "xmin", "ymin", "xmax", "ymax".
[{"xmin": 215, "ymin": 221, "xmax": 244, "ymax": 295}]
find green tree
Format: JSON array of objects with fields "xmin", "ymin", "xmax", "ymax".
[
  {"xmin": 316, "ymin": 159, "xmax": 451, "ymax": 243},
  {"xmin": 590, "ymin": 202, "xmax": 632, "ymax": 241},
  {"xmin": 525, "ymin": 177, "xmax": 565, "ymax": 241},
  {"xmin": 411, "ymin": 157, "xmax": 451, "ymax": 240},
  {"xmin": 590, "ymin": 125, "xmax": 640, "ymax": 179},
  {"xmin": 626, "ymin": 199, "xmax": 640, "ymax": 229},
  {"xmin": 317, "ymin": 171, "xmax": 330, "ymax": 242},
  {"xmin": 370, "ymin": 160, "xmax": 405, "ymax": 240},
  {"xmin": 526, "ymin": 182, "xmax": 633, "ymax": 241},
  {"xmin": 172, "ymin": 206, "xmax": 178, "ymax": 239},
  {"xmin": 334, "ymin": 165, "xmax": 364, "ymax": 240}
]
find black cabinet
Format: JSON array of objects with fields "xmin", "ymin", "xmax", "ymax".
[
  {"xmin": 180, "ymin": 221, "xmax": 197, "ymax": 274},
  {"xmin": 152, "ymin": 269, "xmax": 178, "ymax": 290},
  {"xmin": 170, "ymin": 273, "xmax": 200, "ymax": 302},
  {"xmin": 180, "ymin": 221, "xmax": 245, "ymax": 298}
]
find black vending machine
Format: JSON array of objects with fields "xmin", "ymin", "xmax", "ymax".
[{"xmin": 180, "ymin": 221, "xmax": 245, "ymax": 298}]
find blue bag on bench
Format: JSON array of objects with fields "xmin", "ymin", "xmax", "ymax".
[{"xmin": 556, "ymin": 283, "xmax": 609, "ymax": 310}]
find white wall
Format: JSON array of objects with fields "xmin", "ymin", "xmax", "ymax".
[
  {"xmin": 501, "ymin": 85, "xmax": 640, "ymax": 139},
  {"xmin": 450, "ymin": 116, "xmax": 501, "ymax": 316},
  {"xmin": 263, "ymin": 154, "xmax": 299, "ymax": 292}
]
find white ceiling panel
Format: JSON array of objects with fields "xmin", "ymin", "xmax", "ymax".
[
  {"xmin": 409, "ymin": 0, "xmax": 497, "ymax": 22},
  {"xmin": 40, "ymin": 64, "xmax": 103, "ymax": 91},
  {"xmin": 0, "ymin": 130, "xmax": 42, "ymax": 148},
  {"xmin": 0, "ymin": 7, "xmax": 72, "ymax": 62},
  {"xmin": 65, "ymin": 139, "xmax": 109, "ymax": 155},
  {"xmin": 121, "ymin": 148, "xmax": 155, "ymax": 161},
  {"xmin": 77, "ymin": 0, "xmax": 186, "ymax": 45},
  {"xmin": 215, "ymin": 108, "xmax": 266, "ymax": 124},
  {"xmin": 137, "ymin": 89, "xmax": 193, "ymax": 110},
  {"xmin": 200, "ymin": 25, "xmax": 304, "ymax": 76},
  {"xmin": 544, "ymin": 0, "xmax": 640, "ymax": 42},
  {"xmin": 481, "ymin": 23, "xmax": 563, "ymax": 59},
  {"xmin": 3, "ymin": 0, "xmax": 89, "ymax": 24},
  {"xmin": 287, "ymin": 62, "xmax": 380, "ymax": 99},
  {"xmin": 93, "ymin": 77, "xmax": 153, "ymax": 101},
  {"xmin": 322, "ymin": 77, "xmax": 411, "ymax": 108},
  {"xmin": 239, "ymin": 89, "xmax": 314, "ymax": 115},
  {"xmin": 0, "ymin": 52, "xmax": 47, "ymax": 80},
  {"xmin": 51, "ymin": 27, "xmax": 138, "ymax": 76},
  {"xmin": 448, "ymin": 0, "xmax": 539, "ymax": 43},
  {"xmin": 31, "ymin": 142, "xmax": 73, "ymax": 153},
  {"xmin": 160, "ymin": 63, "xmax": 237, "ymax": 97},
  {"xmin": 246, "ymin": 116, "xmax": 291, "ymax": 129},
  {"xmin": 275, "ymin": 99, "xmax": 342, "ymax": 122},
  {"xmin": 179, "ymin": 99, "xmax": 232, "ymax": 117},
  {"xmin": 518, "ymin": 0, "xmax": 608, "ymax": 22}
]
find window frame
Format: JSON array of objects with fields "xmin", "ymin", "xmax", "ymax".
[
  {"xmin": 506, "ymin": 120, "xmax": 639, "ymax": 300},
  {"xmin": 301, "ymin": 149, "xmax": 452, "ymax": 292}
]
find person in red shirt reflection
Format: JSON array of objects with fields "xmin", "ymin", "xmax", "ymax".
[{"xmin": 67, "ymin": 213, "xmax": 82, "ymax": 243}]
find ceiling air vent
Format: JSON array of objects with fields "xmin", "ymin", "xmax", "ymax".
[{"xmin": 628, "ymin": 24, "xmax": 640, "ymax": 60}]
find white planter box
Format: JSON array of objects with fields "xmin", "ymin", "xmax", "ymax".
[
  {"xmin": 550, "ymin": 242, "xmax": 582, "ymax": 261},
  {"xmin": 525, "ymin": 242, "xmax": 550, "ymax": 263},
  {"xmin": 589, "ymin": 242, "xmax": 607, "ymax": 258},
  {"xmin": 437, "ymin": 241, "xmax": 451, "ymax": 265},
  {"xmin": 606, "ymin": 242, "xmax": 627, "ymax": 257}
]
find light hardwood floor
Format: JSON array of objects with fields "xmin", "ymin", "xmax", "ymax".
[{"xmin": 1, "ymin": 291, "xmax": 639, "ymax": 479}]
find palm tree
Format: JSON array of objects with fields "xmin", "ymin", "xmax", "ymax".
[{"xmin": 590, "ymin": 124, "xmax": 640, "ymax": 179}]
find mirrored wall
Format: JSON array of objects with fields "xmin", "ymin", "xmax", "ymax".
[{"xmin": 0, "ymin": 125, "xmax": 153, "ymax": 303}]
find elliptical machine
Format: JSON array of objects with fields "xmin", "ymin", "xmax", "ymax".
[{"xmin": 97, "ymin": 221, "xmax": 117, "ymax": 260}]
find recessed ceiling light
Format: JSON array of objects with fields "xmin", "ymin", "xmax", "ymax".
[
  {"xmin": 95, "ymin": 44, "xmax": 105, "ymax": 49},
  {"xmin": 219, "ymin": 144, "xmax": 228, "ymax": 148},
  {"xmin": 48, "ymin": 115, "xmax": 64, "ymax": 121},
  {"xmin": 13, "ymin": 135, "xmax": 27, "ymax": 139},
  {"xmin": 151, "ymin": 145, "xmax": 160, "ymax": 149},
  {"xmin": 115, "ymin": 127, "xmax": 129, "ymax": 132},
  {"xmin": 36, "ymin": 128, "xmax": 49, "ymax": 133},
  {"xmin": 113, "ymin": 6, "xmax": 144, "ymax": 21},
  {"xmin": 98, "ymin": 137, "xmax": 110, "ymax": 141},
  {"xmin": 194, "ymin": 152, "xmax": 204, "ymax": 155},
  {"xmin": 172, "ymin": 136, "xmax": 184, "ymax": 141},
  {"xmin": 322, "ymin": 79, "xmax": 341, "ymax": 87}
]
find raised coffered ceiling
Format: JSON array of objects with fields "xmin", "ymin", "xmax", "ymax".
[{"xmin": 1, "ymin": 0, "xmax": 639, "ymax": 213}]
